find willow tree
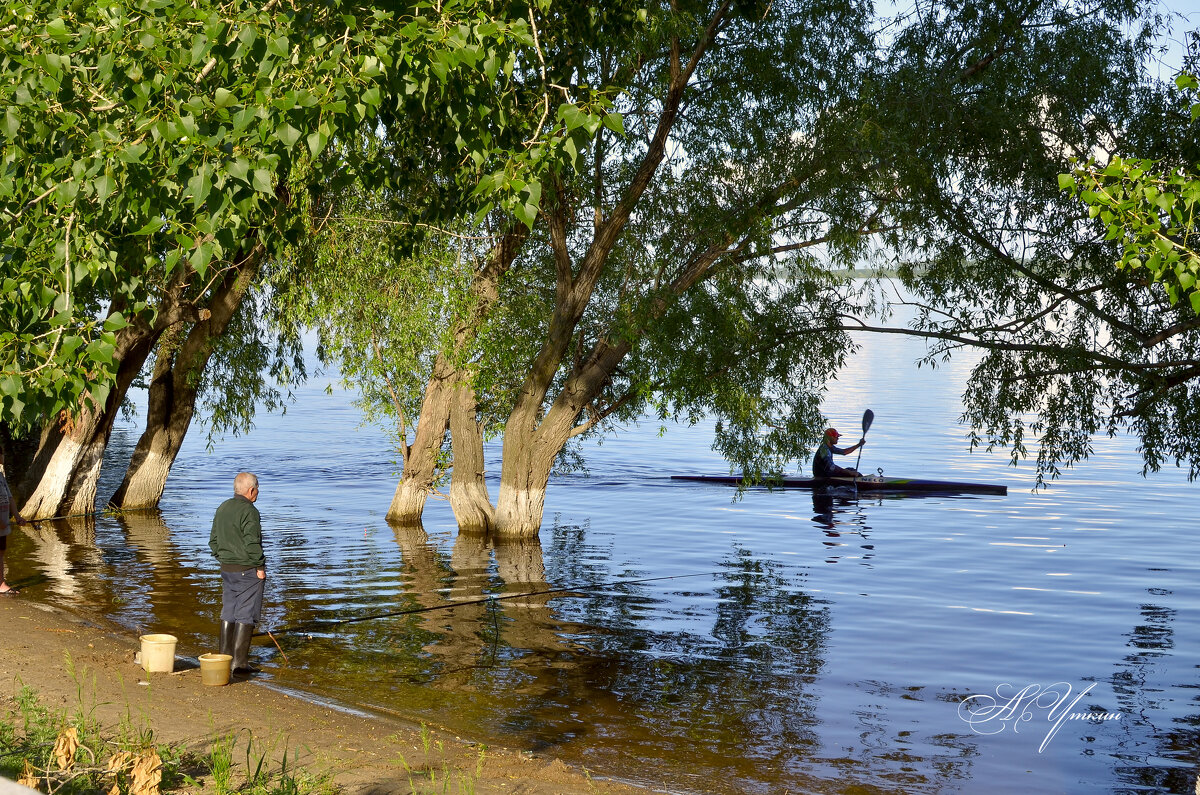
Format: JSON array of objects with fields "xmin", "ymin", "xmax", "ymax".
[
  {"xmin": 307, "ymin": 0, "xmax": 890, "ymax": 533},
  {"xmin": 478, "ymin": 0, "xmax": 1162, "ymax": 535},
  {"xmin": 867, "ymin": 33, "xmax": 1200, "ymax": 483},
  {"xmin": 0, "ymin": 0, "xmax": 570, "ymax": 516},
  {"xmin": 303, "ymin": 0, "xmax": 1163, "ymax": 535},
  {"xmin": 280, "ymin": 4, "xmax": 632, "ymax": 528}
]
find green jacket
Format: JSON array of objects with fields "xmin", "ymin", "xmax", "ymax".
[{"xmin": 208, "ymin": 495, "xmax": 264, "ymax": 568}]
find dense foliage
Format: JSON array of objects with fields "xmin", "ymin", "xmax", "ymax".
[{"xmin": 0, "ymin": 0, "xmax": 584, "ymax": 434}]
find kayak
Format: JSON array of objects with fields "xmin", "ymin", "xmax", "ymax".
[{"xmin": 670, "ymin": 474, "xmax": 1007, "ymax": 496}]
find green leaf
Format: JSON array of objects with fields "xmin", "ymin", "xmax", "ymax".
[
  {"xmin": 306, "ymin": 130, "xmax": 328, "ymax": 157},
  {"xmin": 513, "ymin": 201, "xmax": 537, "ymax": 229},
  {"xmin": 232, "ymin": 106, "xmax": 257, "ymax": 132},
  {"xmin": 45, "ymin": 17, "xmax": 69, "ymax": 42},
  {"xmin": 60, "ymin": 336, "xmax": 83, "ymax": 358},
  {"xmin": 558, "ymin": 104, "xmax": 585, "ymax": 131},
  {"xmin": 94, "ymin": 173, "xmax": 115, "ymax": 207},
  {"xmin": 524, "ymin": 180, "xmax": 542, "ymax": 209},
  {"xmin": 7, "ymin": 394, "xmax": 25, "ymax": 424},
  {"xmin": 602, "ymin": 112, "xmax": 625, "ymax": 136},
  {"xmin": 276, "ymin": 123, "xmax": 301, "ymax": 148},
  {"xmin": 226, "ymin": 158, "xmax": 249, "ymax": 184},
  {"xmin": 117, "ymin": 142, "xmax": 147, "ymax": 164},
  {"xmin": 132, "ymin": 218, "xmax": 164, "ymax": 235},
  {"xmin": 1, "ymin": 109, "xmax": 18, "ymax": 140},
  {"xmin": 190, "ymin": 240, "xmax": 215, "ymax": 275},
  {"xmin": 214, "ymin": 87, "xmax": 236, "ymax": 108},
  {"xmin": 252, "ymin": 169, "xmax": 273, "ymax": 194},
  {"xmin": 103, "ymin": 312, "xmax": 129, "ymax": 332},
  {"xmin": 187, "ymin": 166, "xmax": 212, "ymax": 209}
]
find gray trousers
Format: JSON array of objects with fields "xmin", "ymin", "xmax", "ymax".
[{"xmin": 221, "ymin": 569, "xmax": 265, "ymax": 625}]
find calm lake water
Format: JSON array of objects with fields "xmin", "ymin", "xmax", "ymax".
[{"xmin": 8, "ymin": 313, "xmax": 1200, "ymax": 794}]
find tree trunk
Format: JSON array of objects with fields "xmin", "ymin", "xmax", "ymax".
[
  {"xmin": 485, "ymin": 36, "xmax": 698, "ymax": 536},
  {"xmin": 493, "ymin": 415, "xmax": 569, "ymax": 539},
  {"xmin": 387, "ymin": 227, "xmax": 527, "ymax": 527},
  {"xmin": 110, "ymin": 253, "xmax": 261, "ymax": 509},
  {"xmin": 447, "ymin": 373, "xmax": 495, "ymax": 533},
  {"xmin": 107, "ymin": 325, "xmax": 185, "ymax": 509},
  {"xmin": 386, "ymin": 354, "xmax": 454, "ymax": 523},
  {"xmin": 18, "ymin": 317, "xmax": 161, "ymax": 518}
]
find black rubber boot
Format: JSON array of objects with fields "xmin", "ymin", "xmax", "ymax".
[
  {"xmin": 230, "ymin": 622, "xmax": 259, "ymax": 673},
  {"xmin": 218, "ymin": 620, "xmax": 234, "ymax": 656}
]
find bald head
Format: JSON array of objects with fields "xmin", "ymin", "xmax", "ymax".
[{"xmin": 234, "ymin": 472, "xmax": 259, "ymax": 500}]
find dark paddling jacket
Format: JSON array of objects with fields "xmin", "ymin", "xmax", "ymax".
[
  {"xmin": 812, "ymin": 441, "xmax": 854, "ymax": 478},
  {"xmin": 209, "ymin": 495, "xmax": 264, "ymax": 571}
]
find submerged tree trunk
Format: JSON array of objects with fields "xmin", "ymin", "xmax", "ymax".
[
  {"xmin": 387, "ymin": 227, "xmax": 527, "ymax": 527},
  {"xmin": 447, "ymin": 373, "xmax": 495, "ymax": 533},
  {"xmin": 110, "ymin": 253, "xmax": 261, "ymax": 509},
  {"xmin": 386, "ymin": 355, "xmax": 454, "ymax": 523},
  {"xmin": 486, "ymin": 24, "xmax": 701, "ymax": 537},
  {"xmin": 18, "ymin": 316, "xmax": 162, "ymax": 519},
  {"xmin": 493, "ymin": 442, "xmax": 558, "ymax": 538},
  {"xmin": 493, "ymin": 339, "xmax": 633, "ymax": 537}
]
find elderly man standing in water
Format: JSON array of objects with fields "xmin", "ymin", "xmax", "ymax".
[{"xmin": 209, "ymin": 471, "xmax": 265, "ymax": 673}]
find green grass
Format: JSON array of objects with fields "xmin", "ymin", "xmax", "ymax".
[
  {"xmin": 0, "ymin": 656, "xmax": 333, "ymax": 795},
  {"xmin": 391, "ymin": 724, "xmax": 486, "ymax": 795}
]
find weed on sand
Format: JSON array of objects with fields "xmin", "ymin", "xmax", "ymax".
[{"xmin": 0, "ymin": 653, "xmax": 331, "ymax": 795}]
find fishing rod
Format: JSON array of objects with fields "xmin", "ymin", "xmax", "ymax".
[
  {"xmin": 260, "ymin": 571, "xmax": 720, "ymax": 639},
  {"xmin": 22, "ymin": 506, "xmax": 156, "ymax": 523}
]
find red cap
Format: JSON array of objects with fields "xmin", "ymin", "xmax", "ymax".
[{"xmin": 825, "ymin": 428, "xmax": 840, "ymax": 439}]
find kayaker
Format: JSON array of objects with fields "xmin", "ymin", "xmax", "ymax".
[{"xmin": 812, "ymin": 428, "xmax": 865, "ymax": 478}]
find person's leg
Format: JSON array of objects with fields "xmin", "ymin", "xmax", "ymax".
[
  {"xmin": 227, "ymin": 571, "xmax": 265, "ymax": 672},
  {"xmin": 219, "ymin": 571, "xmax": 238, "ymax": 653},
  {"xmin": 0, "ymin": 535, "xmax": 15, "ymax": 594},
  {"xmin": 219, "ymin": 619, "xmax": 235, "ymax": 655}
]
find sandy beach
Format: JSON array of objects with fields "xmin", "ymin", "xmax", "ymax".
[{"xmin": 0, "ymin": 597, "xmax": 659, "ymax": 795}]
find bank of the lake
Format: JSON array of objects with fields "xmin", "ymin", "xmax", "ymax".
[{"xmin": 0, "ymin": 596, "xmax": 653, "ymax": 795}]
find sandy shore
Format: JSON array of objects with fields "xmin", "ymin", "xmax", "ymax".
[{"xmin": 0, "ymin": 597, "xmax": 659, "ymax": 795}]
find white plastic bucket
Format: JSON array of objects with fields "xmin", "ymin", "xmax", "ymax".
[{"xmin": 139, "ymin": 634, "xmax": 177, "ymax": 673}]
